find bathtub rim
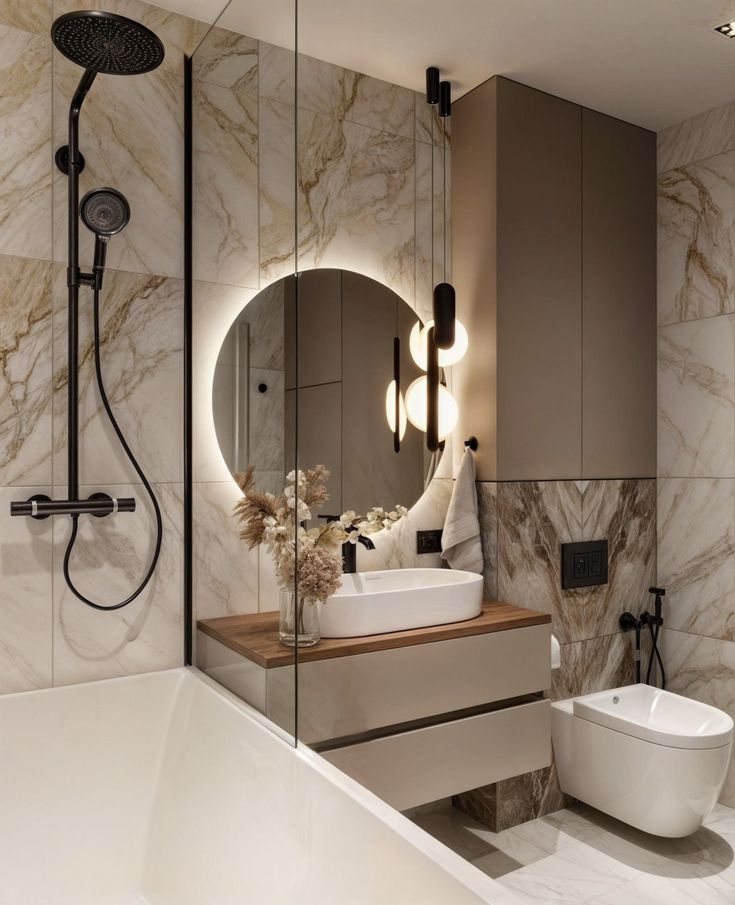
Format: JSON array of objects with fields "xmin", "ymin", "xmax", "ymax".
[{"xmin": 0, "ymin": 666, "xmax": 514, "ymax": 905}]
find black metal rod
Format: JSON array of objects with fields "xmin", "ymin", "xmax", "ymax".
[
  {"xmin": 67, "ymin": 68, "xmax": 97, "ymax": 503},
  {"xmin": 433, "ymin": 281, "xmax": 456, "ymax": 349},
  {"xmin": 427, "ymin": 325, "xmax": 439, "ymax": 451},
  {"xmin": 439, "ymin": 80, "xmax": 451, "ymax": 117},
  {"xmin": 393, "ymin": 336, "xmax": 400, "ymax": 453},
  {"xmin": 184, "ymin": 55, "xmax": 193, "ymax": 666},
  {"xmin": 11, "ymin": 497, "xmax": 135, "ymax": 518},
  {"xmin": 426, "ymin": 67, "xmax": 440, "ymax": 105}
]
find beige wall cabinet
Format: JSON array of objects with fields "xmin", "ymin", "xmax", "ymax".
[{"xmin": 453, "ymin": 77, "xmax": 656, "ymax": 481}]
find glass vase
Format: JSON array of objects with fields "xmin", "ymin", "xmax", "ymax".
[{"xmin": 279, "ymin": 590, "xmax": 321, "ymax": 647}]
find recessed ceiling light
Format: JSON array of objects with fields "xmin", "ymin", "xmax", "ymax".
[{"xmin": 714, "ymin": 21, "xmax": 735, "ymax": 37}]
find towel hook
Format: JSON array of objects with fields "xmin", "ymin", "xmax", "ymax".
[{"xmin": 464, "ymin": 436, "xmax": 478, "ymax": 451}]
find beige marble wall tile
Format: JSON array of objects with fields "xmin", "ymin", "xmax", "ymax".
[
  {"xmin": 415, "ymin": 94, "xmax": 451, "ymax": 148},
  {"xmin": 297, "ymin": 54, "xmax": 414, "ymax": 139},
  {"xmin": 258, "ymin": 41, "xmax": 294, "ymax": 105},
  {"xmin": 657, "ymin": 100, "xmax": 735, "ymax": 173},
  {"xmin": 658, "ymin": 315, "xmax": 735, "ymax": 478},
  {"xmin": 415, "ymin": 140, "xmax": 433, "ymax": 312},
  {"xmin": 0, "ymin": 0, "xmax": 50, "ymax": 34},
  {"xmin": 52, "ymin": 481, "xmax": 183, "ymax": 684},
  {"xmin": 0, "ymin": 485, "xmax": 52, "ymax": 693},
  {"xmin": 581, "ymin": 479, "xmax": 656, "ymax": 640},
  {"xmin": 52, "ymin": 54, "xmax": 184, "ymax": 278},
  {"xmin": 296, "ymin": 109, "xmax": 415, "ymax": 305},
  {"xmin": 658, "ymin": 152, "xmax": 735, "ymax": 325},
  {"xmin": 658, "ymin": 477, "xmax": 735, "ymax": 641},
  {"xmin": 497, "ymin": 481, "xmax": 584, "ymax": 644},
  {"xmin": 0, "ymin": 255, "xmax": 53, "ymax": 485},
  {"xmin": 192, "ymin": 26, "xmax": 257, "ymax": 91},
  {"xmin": 663, "ymin": 628, "xmax": 735, "ymax": 805},
  {"xmin": 259, "ymin": 97, "xmax": 296, "ymax": 286},
  {"xmin": 52, "ymin": 266, "xmax": 183, "ymax": 487},
  {"xmin": 193, "ymin": 480, "xmax": 258, "ymax": 620},
  {"xmin": 193, "ymin": 79, "xmax": 259, "ymax": 287},
  {"xmin": 53, "ymin": 0, "xmax": 209, "ymax": 69},
  {"xmin": 0, "ymin": 24, "xmax": 51, "ymax": 261},
  {"xmin": 477, "ymin": 482, "xmax": 498, "ymax": 599}
]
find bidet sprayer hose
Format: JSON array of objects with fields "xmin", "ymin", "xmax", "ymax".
[{"xmin": 63, "ymin": 288, "xmax": 163, "ymax": 611}]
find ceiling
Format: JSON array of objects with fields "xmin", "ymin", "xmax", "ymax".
[{"xmin": 159, "ymin": 0, "xmax": 735, "ymax": 130}]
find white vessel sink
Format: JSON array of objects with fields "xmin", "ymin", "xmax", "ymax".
[{"xmin": 319, "ymin": 568, "xmax": 483, "ymax": 638}]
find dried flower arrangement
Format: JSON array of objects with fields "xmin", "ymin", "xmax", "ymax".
[{"xmin": 233, "ymin": 465, "xmax": 406, "ymax": 602}]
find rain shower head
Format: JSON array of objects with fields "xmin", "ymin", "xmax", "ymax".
[
  {"xmin": 51, "ymin": 10, "xmax": 165, "ymax": 75},
  {"xmin": 81, "ymin": 188, "xmax": 130, "ymax": 238}
]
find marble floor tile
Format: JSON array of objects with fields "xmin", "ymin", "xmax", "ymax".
[
  {"xmin": 193, "ymin": 481, "xmax": 259, "ymax": 620},
  {"xmin": 657, "ymin": 101, "xmax": 735, "ymax": 173},
  {"xmin": 0, "ymin": 256, "xmax": 53, "ymax": 486},
  {"xmin": 657, "ymin": 478, "xmax": 735, "ymax": 641},
  {"xmin": 0, "ymin": 0, "xmax": 51, "ymax": 34},
  {"xmin": 53, "ymin": 0, "xmax": 209, "ymax": 69},
  {"xmin": 295, "ymin": 109, "xmax": 415, "ymax": 306},
  {"xmin": 193, "ymin": 78, "xmax": 259, "ymax": 288},
  {"xmin": 192, "ymin": 25, "xmax": 258, "ymax": 92},
  {"xmin": 658, "ymin": 315, "xmax": 735, "ymax": 478},
  {"xmin": 52, "ymin": 53, "xmax": 184, "ymax": 279},
  {"xmin": 0, "ymin": 485, "xmax": 52, "ymax": 693},
  {"xmin": 592, "ymin": 872, "xmax": 733, "ymax": 905},
  {"xmin": 52, "ymin": 482, "xmax": 183, "ymax": 685},
  {"xmin": 52, "ymin": 266, "xmax": 184, "ymax": 487},
  {"xmin": 0, "ymin": 24, "xmax": 51, "ymax": 261},
  {"xmin": 658, "ymin": 152, "xmax": 735, "ymax": 325}
]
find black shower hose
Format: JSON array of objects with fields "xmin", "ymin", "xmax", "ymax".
[
  {"xmin": 63, "ymin": 287, "xmax": 163, "ymax": 611},
  {"xmin": 645, "ymin": 621, "xmax": 666, "ymax": 689}
]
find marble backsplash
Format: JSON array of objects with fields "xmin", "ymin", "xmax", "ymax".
[
  {"xmin": 656, "ymin": 98, "xmax": 735, "ymax": 806},
  {"xmin": 456, "ymin": 478, "xmax": 654, "ymax": 830}
]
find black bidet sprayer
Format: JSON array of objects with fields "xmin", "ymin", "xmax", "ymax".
[{"xmin": 619, "ymin": 587, "xmax": 666, "ymax": 689}]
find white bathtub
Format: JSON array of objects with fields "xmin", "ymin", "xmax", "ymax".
[{"xmin": 0, "ymin": 667, "xmax": 517, "ymax": 905}]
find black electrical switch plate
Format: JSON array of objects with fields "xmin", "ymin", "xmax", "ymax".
[
  {"xmin": 417, "ymin": 529, "xmax": 443, "ymax": 554},
  {"xmin": 561, "ymin": 540, "xmax": 608, "ymax": 589}
]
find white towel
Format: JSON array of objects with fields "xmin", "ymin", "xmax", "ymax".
[{"xmin": 441, "ymin": 448, "xmax": 484, "ymax": 573}]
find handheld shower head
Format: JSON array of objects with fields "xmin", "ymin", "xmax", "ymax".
[
  {"xmin": 81, "ymin": 187, "xmax": 130, "ymax": 238},
  {"xmin": 52, "ymin": 11, "xmax": 165, "ymax": 75},
  {"xmin": 81, "ymin": 188, "xmax": 130, "ymax": 290}
]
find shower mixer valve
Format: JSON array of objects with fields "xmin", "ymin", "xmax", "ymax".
[{"xmin": 10, "ymin": 493, "xmax": 135, "ymax": 520}]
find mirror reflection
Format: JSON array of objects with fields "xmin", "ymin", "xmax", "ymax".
[{"xmin": 213, "ymin": 268, "xmax": 435, "ymax": 514}]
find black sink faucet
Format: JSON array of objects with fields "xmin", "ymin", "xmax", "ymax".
[
  {"xmin": 342, "ymin": 530, "xmax": 376, "ymax": 574},
  {"xmin": 317, "ymin": 515, "xmax": 376, "ymax": 574}
]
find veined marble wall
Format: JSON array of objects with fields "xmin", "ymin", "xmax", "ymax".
[
  {"xmin": 0, "ymin": 0, "xmax": 210, "ymax": 693},
  {"xmin": 191, "ymin": 25, "xmax": 452, "ymax": 623},
  {"xmin": 656, "ymin": 99, "xmax": 735, "ymax": 806},
  {"xmin": 456, "ymin": 478, "xmax": 655, "ymax": 829}
]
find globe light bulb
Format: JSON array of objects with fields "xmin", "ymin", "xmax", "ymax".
[
  {"xmin": 385, "ymin": 380, "xmax": 407, "ymax": 440},
  {"xmin": 409, "ymin": 318, "xmax": 469, "ymax": 370},
  {"xmin": 405, "ymin": 377, "xmax": 459, "ymax": 440}
]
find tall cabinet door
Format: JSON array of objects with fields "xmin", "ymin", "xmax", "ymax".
[
  {"xmin": 496, "ymin": 78, "xmax": 582, "ymax": 481},
  {"xmin": 581, "ymin": 109, "xmax": 656, "ymax": 479}
]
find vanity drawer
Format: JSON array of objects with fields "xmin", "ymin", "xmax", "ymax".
[
  {"xmin": 270, "ymin": 623, "xmax": 551, "ymax": 744},
  {"xmin": 322, "ymin": 699, "xmax": 551, "ymax": 811}
]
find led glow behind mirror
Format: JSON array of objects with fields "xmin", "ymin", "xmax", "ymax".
[
  {"xmin": 409, "ymin": 319, "xmax": 468, "ymax": 369},
  {"xmin": 405, "ymin": 377, "xmax": 459, "ymax": 440}
]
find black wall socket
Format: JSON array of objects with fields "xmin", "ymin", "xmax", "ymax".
[
  {"xmin": 417, "ymin": 529, "xmax": 443, "ymax": 555},
  {"xmin": 561, "ymin": 540, "xmax": 608, "ymax": 589}
]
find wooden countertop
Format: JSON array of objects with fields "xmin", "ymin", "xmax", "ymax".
[{"xmin": 197, "ymin": 601, "xmax": 550, "ymax": 669}]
